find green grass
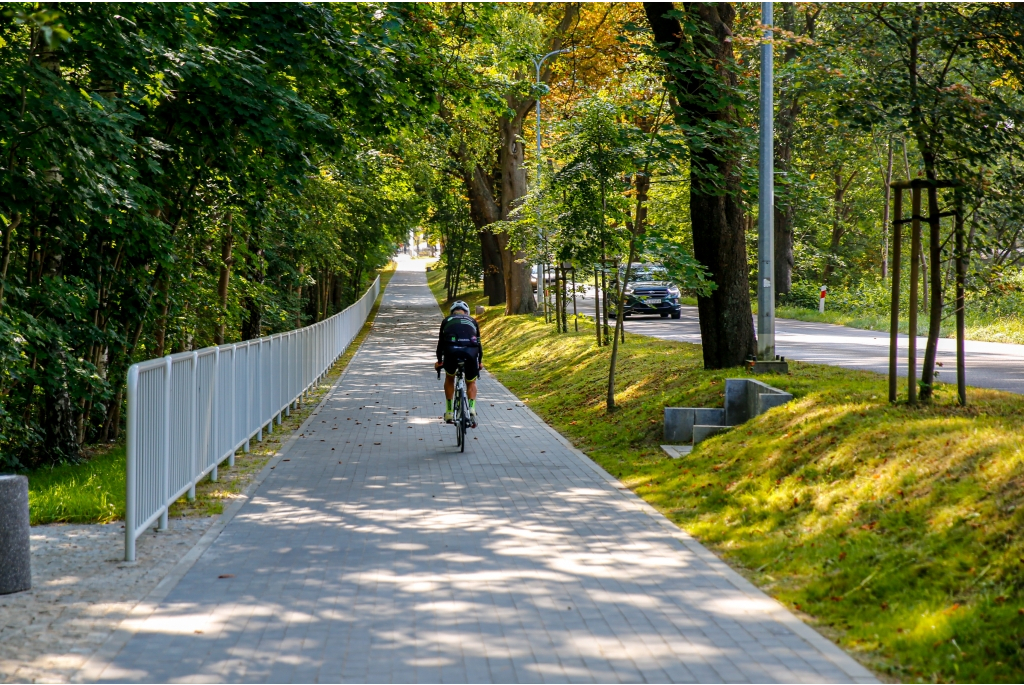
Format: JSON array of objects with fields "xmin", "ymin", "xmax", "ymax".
[
  {"xmin": 771, "ymin": 305, "xmax": 1024, "ymax": 346},
  {"xmin": 26, "ymin": 264, "xmax": 397, "ymax": 526},
  {"xmin": 429, "ymin": 268, "xmax": 1024, "ymax": 683},
  {"xmin": 27, "ymin": 445, "xmax": 126, "ymax": 525}
]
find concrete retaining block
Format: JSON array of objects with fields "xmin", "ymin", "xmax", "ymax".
[
  {"xmin": 665, "ymin": 378, "xmax": 793, "ymax": 448},
  {"xmin": 664, "ymin": 407, "xmax": 726, "ymax": 443}
]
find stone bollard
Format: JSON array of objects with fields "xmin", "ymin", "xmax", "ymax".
[
  {"xmin": 476, "ymin": 305, "xmax": 485, "ymax": 316},
  {"xmin": 0, "ymin": 474, "xmax": 31, "ymax": 594}
]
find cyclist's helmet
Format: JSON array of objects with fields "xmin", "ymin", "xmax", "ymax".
[{"xmin": 449, "ymin": 300, "xmax": 470, "ymax": 314}]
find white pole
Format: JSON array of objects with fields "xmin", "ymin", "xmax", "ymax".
[
  {"xmin": 124, "ymin": 365, "xmax": 138, "ymax": 561},
  {"xmin": 159, "ymin": 356, "xmax": 171, "ymax": 530},
  {"xmin": 757, "ymin": 2, "xmax": 776, "ymax": 361}
]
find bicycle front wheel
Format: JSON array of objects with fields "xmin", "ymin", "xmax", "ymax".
[
  {"xmin": 454, "ymin": 387, "xmax": 464, "ymax": 448},
  {"xmin": 459, "ymin": 395, "xmax": 469, "ymax": 452}
]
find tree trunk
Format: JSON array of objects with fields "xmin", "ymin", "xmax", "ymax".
[
  {"xmin": 498, "ymin": 113, "xmax": 537, "ymax": 315},
  {"xmin": 215, "ymin": 217, "xmax": 234, "ymax": 344},
  {"xmin": 821, "ymin": 169, "xmax": 857, "ymax": 284},
  {"xmin": 153, "ymin": 280, "xmax": 171, "ymax": 357},
  {"xmin": 241, "ymin": 225, "xmax": 265, "ymax": 340},
  {"xmin": 0, "ymin": 212, "xmax": 21, "ymax": 311},
  {"xmin": 920, "ymin": 187, "xmax": 942, "ymax": 401},
  {"xmin": 295, "ymin": 264, "xmax": 305, "ymax": 328},
  {"xmin": 460, "ymin": 163, "xmax": 506, "ymax": 306},
  {"xmin": 608, "ymin": 170, "xmax": 651, "ymax": 412},
  {"xmin": 881, "ymin": 135, "xmax": 894, "ymax": 280},
  {"xmin": 645, "ymin": 2, "xmax": 756, "ymax": 369},
  {"xmin": 480, "ymin": 230, "xmax": 504, "ymax": 305}
]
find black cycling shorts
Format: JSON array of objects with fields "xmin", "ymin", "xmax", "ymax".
[{"xmin": 442, "ymin": 347, "xmax": 480, "ymax": 381}]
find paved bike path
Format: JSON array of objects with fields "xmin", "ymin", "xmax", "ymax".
[{"xmin": 92, "ymin": 261, "xmax": 875, "ymax": 683}]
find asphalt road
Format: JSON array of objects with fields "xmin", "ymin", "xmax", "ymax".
[{"xmin": 563, "ymin": 287, "xmax": 1024, "ymax": 396}]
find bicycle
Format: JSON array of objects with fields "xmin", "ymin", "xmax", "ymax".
[{"xmin": 438, "ymin": 360, "xmax": 471, "ymax": 452}]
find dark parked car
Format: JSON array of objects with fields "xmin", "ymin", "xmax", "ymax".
[{"xmin": 608, "ymin": 264, "xmax": 682, "ymax": 319}]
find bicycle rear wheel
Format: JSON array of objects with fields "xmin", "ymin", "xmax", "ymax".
[
  {"xmin": 459, "ymin": 394, "xmax": 469, "ymax": 452},
  {"xmin": 460, "ymin": 403, "xmax": 468, "ymax": 450},
  {"xmin": 454, "ymin": 386, "xmax": 464, "ymax": 448}
]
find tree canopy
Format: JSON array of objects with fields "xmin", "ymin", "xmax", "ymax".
[{"xmin": 3, "ymin": 2, "xmax": 1024, "ymax": 466}]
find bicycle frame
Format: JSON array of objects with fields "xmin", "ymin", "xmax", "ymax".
[{"xmin": 439, "ymin": 360, "xmax": 471, "ymax": 451}]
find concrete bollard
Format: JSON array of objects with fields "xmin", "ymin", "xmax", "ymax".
[
  {"xmin": 0, "ymin": 474, "xmax": 31, "ymax": 595},
  {"xmin": 476, "ymin": 305, "xmax": 485, "ymax": 316}
]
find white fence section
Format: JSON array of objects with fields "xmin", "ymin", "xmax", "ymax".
[{"xmin": 124, "ymin": 276, "xmax": 380, "ymax": 560}]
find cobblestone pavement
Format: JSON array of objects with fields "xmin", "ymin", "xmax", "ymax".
[
  {"xmin": 0, "ymin": 518, "xmax": 215, "ymax": 684},
  {"xmin": 90, "ymin": 261, "xmax": 876, "ymax": 683}
]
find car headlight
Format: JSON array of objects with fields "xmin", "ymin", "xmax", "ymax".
[
  {"xmin": 624, "ymin": 286, "xmax": 635, "ymax": 295},
  {"xmin": 667, "ymin": 286, "xmax": 680, "ymax": 297}
]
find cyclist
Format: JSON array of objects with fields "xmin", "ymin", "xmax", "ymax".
[{"xmin": 434, "ymin": 300, "xmax": 482, "ymax": 426}]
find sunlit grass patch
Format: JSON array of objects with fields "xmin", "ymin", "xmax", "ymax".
[
  {"xmin": 431, "ymin": 272, "xmax": 1024, "ymax": 683},
  {"xmin": 27, "ymin": 445, "xmax": 126, "ymax": 525}
]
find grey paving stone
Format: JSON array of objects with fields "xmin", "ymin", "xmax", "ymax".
[{"xmin": 91, "ymin": 260, "xmax": 876, "ymax": 684}]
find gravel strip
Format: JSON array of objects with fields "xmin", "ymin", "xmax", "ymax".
[{"xmin": 0, "ymin": 519, "xmax": 215, "ymax": 684}]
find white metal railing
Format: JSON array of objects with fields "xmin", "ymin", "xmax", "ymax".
[{"xmin": 124, "ymin": 276, "xmax": 380, "ymax": 560}]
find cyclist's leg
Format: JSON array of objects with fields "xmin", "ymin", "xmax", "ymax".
[{"xmin": 442, "ymin": 355, "xmax": 457, "ymax": 422}]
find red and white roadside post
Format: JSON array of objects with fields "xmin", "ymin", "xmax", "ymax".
[{"xmin": 819, "ymin": 285, "xmax": 827, "ymax": 313}]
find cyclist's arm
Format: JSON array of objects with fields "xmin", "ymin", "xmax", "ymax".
[
  {"xmin": 436, "ymin": 318, "xmax": 446, "ymax": 362},
  {"xmin": 473, "ymin": 319, "xmax": 483, "ymax": 365}
]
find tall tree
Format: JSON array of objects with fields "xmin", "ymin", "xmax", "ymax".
[{"xmin": 645, "ymin": 2, "xmax": 756, "ymax": 368}]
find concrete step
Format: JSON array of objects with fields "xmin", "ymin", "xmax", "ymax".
[
  {"xmin": 692, "ymin": 424, "xmax": 732, "ymax": 444},
  {"xmin": 660, "ymin": 445, "xmax": 693, "ymax": 459}
]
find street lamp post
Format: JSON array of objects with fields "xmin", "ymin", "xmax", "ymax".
[
  {"xmin": 757, "ymin": 2, "xmax": 776, "ymax": 362},
  {"xmin": 532, "ymin": 48, "xmax": 569, "ymax": 322}
]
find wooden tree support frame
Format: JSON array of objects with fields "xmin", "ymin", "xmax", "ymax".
[{"xmin": 887, "ymin": 179, "xmax": 966, "ymax": 406}]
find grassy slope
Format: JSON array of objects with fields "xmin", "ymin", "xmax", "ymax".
[
  {"xmin": 27, "ymin": 265, "xmax": 396, "ymax": 525},
  {"xmin": 429, "ymin": 269, "xmax": 1024, "ymax": 684}
]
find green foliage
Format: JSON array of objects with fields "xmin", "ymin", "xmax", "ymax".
[
  {"xmin": 0, "ymin": 3, "xmax": 441, "ymax": 468},
  {"xmin": 637, "ymin": 235, "xmax": 712, "ymax": 296},
  {"xmin": 427, "ymin": 172, "xmax": 481, "ymax": 302}
]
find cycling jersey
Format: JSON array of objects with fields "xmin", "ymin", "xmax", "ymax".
[{"xmin": 436, "ymin": 313, "xmax": 482, "ymax": 370}]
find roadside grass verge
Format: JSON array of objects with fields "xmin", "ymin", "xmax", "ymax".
[
  {"xmin": 26, "ymin": 264, "xmax": 396, "ymax": 525},
  {"xmin": 429, "ymin": 270, "xmax": 1024, "ymax": 683},
  {"xmin": 772, "ymin": 305, "xmax": 1024, "ymax": 346}
]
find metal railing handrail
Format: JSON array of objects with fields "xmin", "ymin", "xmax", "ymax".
[{"xmin": 124, "ymin": 276, "xmax": 380, "ymax": 560}]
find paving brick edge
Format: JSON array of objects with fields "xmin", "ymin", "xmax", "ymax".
[
  {"xmin": 72, "ymin": 330, "xmax": 372, "ymax": 683},
  {"xmin": 484, "ymin": 369, "xmax": 878, "ymax": 684}
]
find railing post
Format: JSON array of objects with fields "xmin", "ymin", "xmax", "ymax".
[
  {"xmin": 159, "ymin": 356, "xmax": 171, "ymax": 531},
  {"xmin": 125, "ymin": 365, "xmax": 139, "ymax": 561},
  {"xmin": 267, "ymin": 337, "xmax": 274, "ymax": 435},
  {"xmin": 188, "ymin": 351, "xmax": 198, "ymax": 501},
  {"xmin": 209, "ymin": 350, "xmax": 218, "ymax": 483},
  {"xmin": 231, "ymin": 345, "xmax": 241, "ymax": 457},
  {"xmin": 256, "ymin": 340, "xmax": 263, "ymax": 443},
  {"xmin": 245, "ymin": 341, "xmax": 252, "ymax": 450}
]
